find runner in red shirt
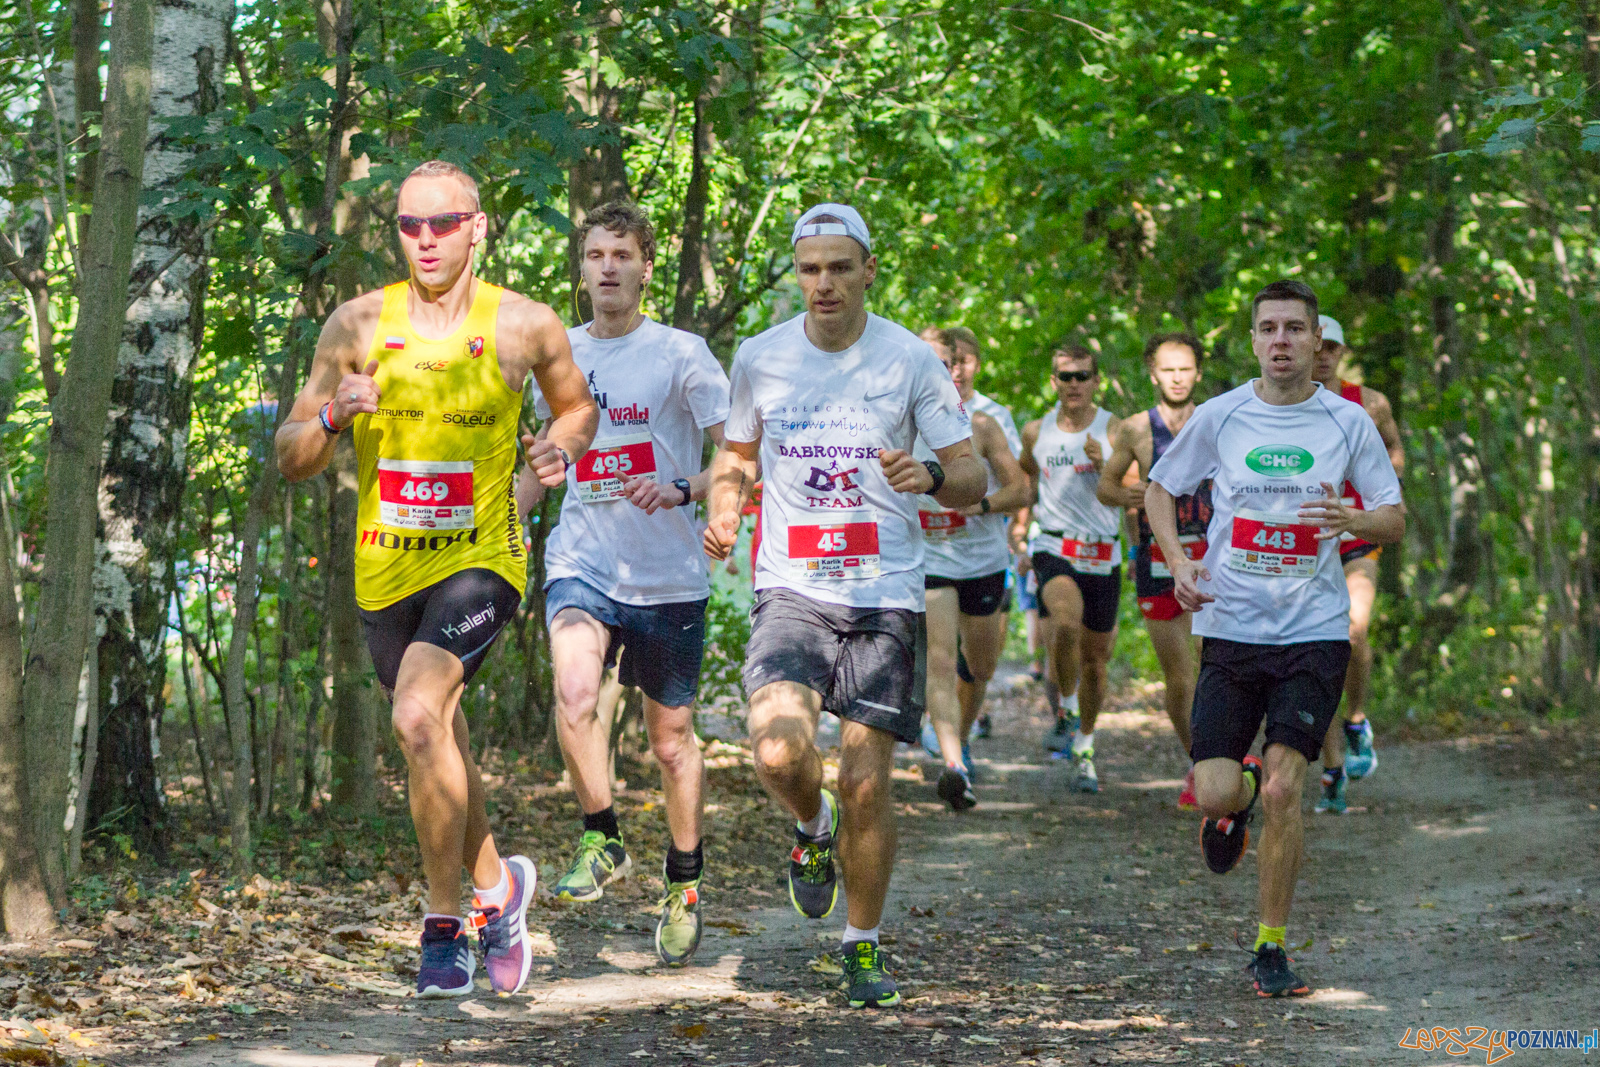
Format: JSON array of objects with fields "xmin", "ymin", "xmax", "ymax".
[{"xmin": 1310, "ymin": 316, "xmax": 1404, "ymax": 812}]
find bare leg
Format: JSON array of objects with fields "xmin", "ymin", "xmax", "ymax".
[
  {"xmin": 1342, "ymin": 557, "xmax": 1378, "ymax": 723},
  {"xmin": 1144, "ymin": 613, "xmax": 1196, "ymax": 753},
  {"xmin": 835, "ymin": 720, "xmax": 898, "ymax": 930},
  {"xmin": 1256, "ymin": 744, "xmax": 1309, "ymax": 928},
  {"xmin": 924, "ymin": 588, "xmax": 966, "ymax": 768},
  {"xmin": 549, "ymin": 608, "xmax": 615, "ymax": 815},
  {"xmin": 390, "ymin": 644, "xmax": 502, "ymax": 916},
  {"xmin": 1193, "ymin": 756, "xmax": 1255, "ymax": 818},
  {"xmin": 747, "ymin": 681, "xmax": 824, "ymax": 823},
  {"xmin": 956, "ymin": 608, "xmax": 1005, "ymax": 736},
  {"xmin": 643, "ymin": 697, "xmax": 704, "ymax": 851},
  {"xmin": 1040, "ymin": 576, "xmax": 1086, "ymax": 709},
  {"xmin": 1077, "ymin": 628, "xmax": 1115, "ymax": 736}
]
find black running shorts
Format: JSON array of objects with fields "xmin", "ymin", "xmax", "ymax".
[
  {"xmin": 924, "ymin": 570, "xmax": 1008, "ymax": 617},
  {"xmin": 741, "ymin": 588, "xmax": 923, "ymax": 744},
  {"xmin": 1189, "ymin": 638, "xmax": 1352, "ymax": 764},
  {"xmin": 1030, "ymin": 552, "xmax": 1121, "ymax": 633},
  {"xmin": 360, "ymin": 568, "xmax": 522, "ymax": 695}
]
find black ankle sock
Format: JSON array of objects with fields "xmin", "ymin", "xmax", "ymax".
[
  {"xmin": 665, "ymin": 842, "xmax": 704, "ymax": 884},
  {"xmin": 584, "ymin": 806, "xmax": 621, "ymax": 841}
]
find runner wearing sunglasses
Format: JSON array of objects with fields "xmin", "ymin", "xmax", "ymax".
[
  {"xmin": 1016, "ymin": 345, "xmax": 1124, "ymax": 793},
  {"xmin": 276, "ymin": 160, "xmax": 598, "ymax": 998}
]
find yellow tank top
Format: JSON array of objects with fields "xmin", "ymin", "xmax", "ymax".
[{"xmin": 352, "ymin": 281, "xmax": 526, "ymax": 610}]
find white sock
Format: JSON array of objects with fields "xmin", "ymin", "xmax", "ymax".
[
  {"xmin": 797, "ymin": 792, "xmax": 833, "ymax": 838},
  {"xmin": 842, "ymin": 924, "xmax": 879, "ymax": 946},
  {"xmin": 1071, "ymin": 729, "xmax": 1094, "ymax": 756},
  {"xmin": 473, "ymin": 861, "xmax": 510, "ymax": 909},
  {"xmin": 1062, "ymin": 690, "xmax": 1080, "ymax": 713}
]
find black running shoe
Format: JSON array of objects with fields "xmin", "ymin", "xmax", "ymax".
[
  {"xmin": 841, "ymin": 940, "xmax": 901, "ymax": 1008},
  {"xmin": 788, "ymin": 791, "xmax": 839, "ymax": 919},
  {"xmin": 1246, "ymin": 942, "xmax": 1311, "ymax": 997},
  {"xmin": 1200, "ymin": 755, "xmax": 1261, "ymax": 875},
  {"xmin": 937, "ymin": 766, "xmax": 977, "ymax": 812},
  {"xmin": 976, "ymin": 714, "xmax": 993, "ymax": 739}
]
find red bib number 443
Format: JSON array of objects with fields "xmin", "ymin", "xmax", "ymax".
[
  {"xmin": 788, "ymin": 511, "xmax": 881, "ymax": 580},
  {"xmin": 1228, "ymin": 508, "xmax": 1319, "ymax": 577}
]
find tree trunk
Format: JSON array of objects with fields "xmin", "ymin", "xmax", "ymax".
[
  {"xmin": 566, "ymin": 44, "xmax": 629, "ymax": 324},
  {"xmin": 16, "ymin": 0, "xmax": 156, "ymax": 904},
  {"xmin": 326, "ymin": 436, "xmax": 375, "ymax": 814},
  {"xmin": 672, "ymin": 93, "xmax": 715, "ymax": 331},
  {"xmin": 89, "ymin": 0, "xmax": 233, "ymax": 859},
  {"xmin": 221, "ymin": 476, "xmax": 269, "ymax": 874},
  {"xmin": 72, "ymin": 0, "xmax": 103, "ymax": 208}
]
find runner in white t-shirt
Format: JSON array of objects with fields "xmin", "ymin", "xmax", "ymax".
[
  {"xmin": 1017, "ymin": 343, "xmax": 1125, "ymax": 793},
  {"xmin": 702, "ymin": 204, "xmax": 984, "ymax": 1009},
  {"xmin": 519, "ymin": 201, "xmax": 728, "ymax": 967},
  {"xmin": 1146, "ymin": 279, "xmax": 1404, "ymax": 999},
  {"xmin": 914, "ymin": 330, "xmax": 1030, "ymax": 810},
  {"xmin": 943, "ymin": 326, "xmax": 1028, "ymax": 743}
]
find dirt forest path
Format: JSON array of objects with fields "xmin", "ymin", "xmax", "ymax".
[{"xmin": 30, "ymin": 666, "xmax": 1600, "ymax": 1067}]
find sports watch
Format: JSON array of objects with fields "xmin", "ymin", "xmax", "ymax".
[
  {"xmin": 922, "ymin": 459, "xmax": 946, "ymax": 495},
  {"xmin": 672, "ymin": 478, "xmax": 693, "ymax": 506}
]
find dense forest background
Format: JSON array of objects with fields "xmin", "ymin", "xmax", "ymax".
[{"xmin": 0, "ymin": 0, "xmax": 1595, "ymax": 933}]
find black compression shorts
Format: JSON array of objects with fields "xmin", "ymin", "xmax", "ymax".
[
  {"xmin": 1189, "ymin": 638, "xmax": 1351, "ymax": 764},
  {"xmin": 924, "ymin": 571, "xmax": 1008, "ymax": 617},
  {"xmin": 1030, "ymin": 552, "xmax": 1121, "ymax": 634},
  {"xmin": 360, "ymin": 568, "xmax": 522, "ymax": 695}
]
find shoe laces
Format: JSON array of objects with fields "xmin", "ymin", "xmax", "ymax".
[
  {"xmin": 659, "ymin": 883, "xmax": 700, "ymax": 924},
  {"xmin": 1236, "ymin": 933, "xmax": 1289, "ymax": 973},
  {"xmin": 421, "ymin": 930, "xmax": 463, "ymax": 970},
  {"xmin": 845, "ymin": 940, "xmax": 889, "ymax": 982},
  {"xmin": 567, "ymin": 830, "xmax": 613, "ymax": 877},
  {"xmin": 792, "ymin": 836, "xmax": 833, "ymax": 881}
]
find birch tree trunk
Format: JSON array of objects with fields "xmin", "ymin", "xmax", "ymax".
[
  {"xmin": 89, "ymin": 0, "xmax": 235, "ymax": 862},
  {"xmin": 16, "ymin": 0, "xmax": 156, "ymax": 905}
]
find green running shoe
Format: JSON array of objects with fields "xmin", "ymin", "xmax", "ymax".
[
  {"xmin": 841, "ymin": 939, "xmax": 901, "ymax": 1008},
  {"xmin": 654, "ymin": 875, "xmax": 703, "ymax": 967},
  {"xmin": 553, "ymin": 830, "xmax": 631, "ymax": 902},
  {"xmin": 788, "ymin": 791, "xmax": 839, "ymax": 919}
]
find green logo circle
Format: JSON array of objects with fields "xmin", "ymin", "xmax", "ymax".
[{"xmin": 1244, "ymin": 444, "xmax": 1313, "ymax": 478}]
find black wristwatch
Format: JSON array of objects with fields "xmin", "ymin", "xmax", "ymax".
[
  {"xmin": 922, "ymin": 459, "xmax": 945, "ymax": 495},
  {"xmin": 979, "ymin": 496, "xmax": 992, "ymax": 514},
  {"xmin": 672, "ymin": 478, "xmax": 693, "ymax": 507}
]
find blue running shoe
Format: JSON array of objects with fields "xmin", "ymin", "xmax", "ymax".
[
  {"xmin": 920, "ymin": 720, "xmax": 942, "ymax": 759},
  {"xmin": 417, "ymin": 915, "xmax": 476, "ymax": 997},
  {"xmin": 1043, "ymin": 715, "xmax": 1074, "ymax": 753},
  {"xmin": 961, "ymin": 742, "xmax": 976, "ymax": 782},
  {"xmin": 1343, "ymin": 720, "xmax": 1377, "ymax": 779},
  {"xmin": 1313, "ymin": 768, "xmax": 1347, "ymax": 815}
]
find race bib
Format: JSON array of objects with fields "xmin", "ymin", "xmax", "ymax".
[
  {"xmin": 788, "ymin": 509, "xmax": 881, "ymax": 580},
  {"xmin": 1228, "ymin": 508, "xmax": 1319, "ymax": 577},
  {"xmin": 377, "ymin": 459, "xmax": 474, "ymax": 530},
  {"xmin": 573, "ymin": 431, "xmax": 657, "ymax": 503},
  {"xmin": 919, "ymin": 508, "xmax": 968, "ymax": 542},
  {"xmin": 1150, "ymin": 534, "xmax": 1207, "ymax": 579},
  {"xmin": 1061, "ymin": 534, "xmax": 1118, "ymax": 576}
]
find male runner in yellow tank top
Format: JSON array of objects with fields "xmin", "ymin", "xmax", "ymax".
[{"xmin": 276, "ymin": 160, "xmax": 597, "ymax": 998}]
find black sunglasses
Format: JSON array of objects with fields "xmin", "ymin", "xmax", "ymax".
[
  {"xmin": 397, "ymin": 211, "xmax": 478, "ymax": 238},
  {"xmin": 1055, "ymin": 370, "xmax": 1096, "ymax": 383}
]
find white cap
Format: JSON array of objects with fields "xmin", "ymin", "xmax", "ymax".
[
  {"xmin": 791, "ymin": 203, "xmax": 872, "ymax": 253},
  {"xmin": 1318, "ymin": 315, "xmax": 1346, "ymax": 346}
]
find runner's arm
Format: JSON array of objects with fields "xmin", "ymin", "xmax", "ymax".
[
  {"xmin": 703, "ymin": 437, "xmax": 758, "ymax": 560},
  {"xmin": 963, "ymin": 414, "xmax": 1030, "ymax": 515},
  {"xmin": 1146, "ymin": 481, "xmax": 1213, "ymax": 610},
  {"xmin": 623, "ymin": 423, "xmax": 727, "ymax": 514},
  {"xmin": 1095, "ymin": 417, "xmax": 1148, "ymax": 508},
  {"xmin": 275, "ymin": 300, "xmax": 377, "ymax": 482},
  {"xmin": 1365, "ymin": 389, "xmax": 1405, "ymax": 477},
  {"xmin": 1011, "ymin": 419, "xmax": 1042, "ymax": 553},
  {"xmin": 515, "ymin": 423, "xmax": 547, "ymax": 519},
  {"xmin": 508, "ymin": 297, "xmax": 599, "ymax": 486},
  {"xmin": 1299, "ymin": 482, "xmax": 1405, "ymax": 544}
]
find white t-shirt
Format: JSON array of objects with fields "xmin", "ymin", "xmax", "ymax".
[
  {"xmin": 1027, "ymin": 405, "xmax": 1123, "ymax": 559},
  {"xmin": 1148, "ymin": 380, "xmax": 1402, "ymax": 644},
  {"xmin": 532, "ymin": 318, "xmax": 730, "ymax": 605},
  {"xmin": 726, "ymin": 313, "xmax": 972, "ymax": 610},
  {"xmin": 968, "ymin": 391, "xmax": 1022, "ymax": 456}
]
